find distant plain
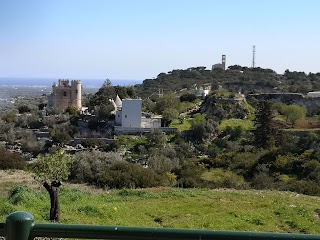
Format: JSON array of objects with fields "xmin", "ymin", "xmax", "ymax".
[{"xmin": 0, "ymin": 78, "xmax": 141, "ymax": 110}]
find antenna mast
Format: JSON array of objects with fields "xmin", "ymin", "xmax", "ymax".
[{"xmin": 252, "ymin": 45, "xmax": 256, "ymax": 68}]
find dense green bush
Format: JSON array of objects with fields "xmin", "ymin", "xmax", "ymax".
[
  {"xmin": 71, "ymin": 150, "xmax": 163, "ymax": 189},
  {"xmin": 17, "ymin": 105, "xmax": 32, "ymax": 114},
  {"xmin": 180, "ymin": 93, "xmax": 197, "ymax": 102},
  {"xmin": 71, "ymin": 150, "xmax": 123, "ymax": 182},
  {"xmin": 174, "ymin": 160, "xmax": 205, "ymax": 188},
  {"xmin": 251, "ymin": 172, "xmax": 275, "ymax": 190},
  {"xmin": 201, "ymin": 168, "xmax": 248, "ymax": 189},
  {"xmin": 96, "ymin": 162, "xmax": 161, "ymax": 189},
  {"xmin": 81, "ymin": 139, "xmax": 109, "ymax": 149},
  {"xmin": 0, "ymin": 148, "xmax": 27, "ymax": 170},
  {"xmin": 275, "ymin": 179, "xmax": 320, "ymax": 196}
]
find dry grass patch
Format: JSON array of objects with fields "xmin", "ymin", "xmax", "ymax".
[
  {"xmin": 0, "ymin": 170, "xmax": 38, "ymax": 195},
  {"xmin": 294, "ymin": 117, "xmax": 320, "ymax": 129},
  {"xmin": 0, "ymin": 170, "xmax": 107, "ymax": 196}
]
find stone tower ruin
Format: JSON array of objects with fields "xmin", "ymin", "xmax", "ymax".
[{"xmin": 48, "ymin": 79, "xmax": 82, "ymax": 110}]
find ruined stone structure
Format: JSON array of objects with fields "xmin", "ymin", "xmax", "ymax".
[{"xmin": 48, "ymin": 79, "xmax": 82, "ymax": 109}]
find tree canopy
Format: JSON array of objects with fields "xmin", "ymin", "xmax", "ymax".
[
  {"xmin": 33, "ymin": 149, "xmax": 73, "ymax": 222},
  {"xmin": 253, "ymin": 101, "xmax": 277, "ymax": 148},
  {"xmin": 33, "ymin": 149, "xmax": 73, "ymax": 183},
  {"xmin": 283, "ymin": 104, "xmax": 307, "ymax": 127},
  {"xmin": 135, "ymin": 66, "xmax": 320, "ymax": 99}
]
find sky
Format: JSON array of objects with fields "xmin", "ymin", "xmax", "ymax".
[{"xmin": 1, "ymin": 0, "xmax": 320, "ymax": 81}]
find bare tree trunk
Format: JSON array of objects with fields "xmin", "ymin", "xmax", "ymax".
[{"xmin": 43, "ymin": 180, "xmax": 61, "ymax": 222}]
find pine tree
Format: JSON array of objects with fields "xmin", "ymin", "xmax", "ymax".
[{"xmin": 253, "ymin": 101, "xmax": 276, "ymax": 148}]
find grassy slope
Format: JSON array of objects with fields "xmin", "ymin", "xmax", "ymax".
[
  {"xmin": 219, "ymin": 118, "xmax": 254, "ymax": 131},
  {"xmin": 1, "ymin": 171, "xmax": 320, "ymax": 234},
  {"xmin": 170, "ymin": 118, "xmax": 192, "ymax": 132}
]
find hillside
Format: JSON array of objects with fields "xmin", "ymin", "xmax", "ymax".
[
  {"xmin": 1, "ymin": 170, "xmax": 320, "ymax": 234},
  {"xmin": 134, "ymin": 66, "xmax": 320, "ymax": 99}
]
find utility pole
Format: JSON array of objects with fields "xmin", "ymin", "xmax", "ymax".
[{"xmin": 252, "ymin": 45, "xmax": 256, "ymax": 68}]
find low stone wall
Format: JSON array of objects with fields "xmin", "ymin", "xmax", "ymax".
[
  {"xmin": 72, "ymin": 137, "xmax": 115, "ymax": 145},
  {"xmin": 114, "ymin": 127, "xmax": 178, "ymax": 135}
]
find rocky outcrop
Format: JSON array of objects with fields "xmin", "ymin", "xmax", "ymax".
[{"xmin": 200, "ymin": 95, "xmax": 249, "ymax": 121}]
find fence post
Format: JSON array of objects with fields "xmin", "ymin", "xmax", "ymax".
[{"xmin": 6, "ymin": 211, "xmax": 34, "ymax": 240}]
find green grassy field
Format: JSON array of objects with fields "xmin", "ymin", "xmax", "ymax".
[
  {"xmin": 1, "ymin": 171, "xmax": 320, "ymax": 234},
  {"xmin": 170, "ymin": 118, "xmax": 192, "ymax": 132},
  {"xmin": 219, "ymin": 118, "xmax": 254, "ymax": 131}
]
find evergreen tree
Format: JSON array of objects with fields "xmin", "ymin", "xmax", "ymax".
[{"xmin": 253, "ymin": 101, "xmax": 276, "ymax": 148}]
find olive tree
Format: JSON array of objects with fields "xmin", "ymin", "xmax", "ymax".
[
  {"xmin": 33, "ymin": 149, "xmax": 73, "ymax": 222},
  {"xmin": 283, "ymin": 104, "xmax": 306, "ymax": 127},
  {"xmin": 162, "ymin": 108, "xmax": 179, "ymax": 126}
]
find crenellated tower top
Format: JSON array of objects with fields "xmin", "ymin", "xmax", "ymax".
[
  {"xmin": 49, "ymin": 79, "xmax": 82, "ymax": 110},
  {"xmin": 71, "ymin": 80, "xmax": 82, "ymax": 84}
]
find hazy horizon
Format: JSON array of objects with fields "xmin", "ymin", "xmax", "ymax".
[{"xmin": 0, "ymin": 77, "xmax": 142, "ymax": 87}]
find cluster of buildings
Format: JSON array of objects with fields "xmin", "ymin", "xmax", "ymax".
[
  {"xmin": 47, "ymin": 55, "xmax": 229, "ymax": 134},
  {"xmin": 48, "ymin": 54, "xmax": 227, "ymax": 111},
  {"xmin": 48, "ymin": 80, "xmax": 173, "ymax": 135}
]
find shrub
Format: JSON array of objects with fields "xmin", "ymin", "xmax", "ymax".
[
  {"xmin": 275, "ymin": 179, "xmax": 320, "ymax": 196},
  {"xmin": 178, "ymin": 177, "xmax": 200, "ymax": 188},
  {"xmin": 94, "ymin": 162, "xmax": 161, "ymax": 189},
  {"xmin": 66, "ymin": 106, "xmax": 79, "ymax": 116},
  {"xmin": 0, "ymin": 148, "xmax": 27, "ymax": 170},
  {"xmin": 51, "ymin": 131, "xmax": 72, "ymax": 145},
  {"xmin": 8, "ymin": 185, "xmax": 32, "ymax": 205},
  {"xmin": 147, "ymin": 154, "xmax": 176, "ymax": 174},
  {"xmin": 81, "ymin": 139, "xmax": 108, "ymax": 149},
  {"xmin": 201, "ymin": 168, "xmax": 248, "ymax": 189},
  {"xmin": 180, "ymin": 93, "xmax": 197, "ymax": 102},
  {"xmin": 18, "ymin": 105, "xmax": 32, "ymax": 114},
  {"xmin": 71, "ymin": 150, "xmax": 124, "ymax": 183},
  {"xmin": 251, "ymin": 172, "xmax": 275, "ymax": 190},
  {"xmin": 174, "ymin": 160, "xmax": 205, "ymax": 188},
  {"xmin": 71, "ymin": 150, "xmax": 164, "ymax": 189},
  {"xmin": 162, "ymin": 108, "xmax": 179, "ymax": 126}
]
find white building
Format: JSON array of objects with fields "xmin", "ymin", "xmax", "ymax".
[
  {"xmin": 141, "ymin": 114, "xmax": 162, "ymax": 128},
  {"xmin": 190, "ymin": 83, "xmax": 212, "ymax": 99},
  {"xmin": 307, "ymin": 91, "xmax": 320, "ymax": 98},
  {"xmin": 112, "ymin": 95, "xmax": 162, "ymax": 134},
  {"xmin": 115, "ymin": 99, "xmax": 142, "ymax": 128}
]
